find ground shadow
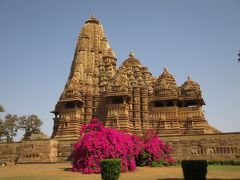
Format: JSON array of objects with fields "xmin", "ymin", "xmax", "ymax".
[{"xmin": 59, "ymin": 167, "xmax": 72, "ymax": 172}]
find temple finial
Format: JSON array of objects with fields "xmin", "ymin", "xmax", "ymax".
[
  {"xmin": 163, "ymin": 67, "xmax": 168, "ymax": 72},
  {"xmin": 85, "ymin": 14, "xmax": 100, "ymax": 24},
  {"xmin": 90, "ymin": 14, "xmax": 96, "ymax": 19},
  {"xmin": 129, "ymin": 50, "xmax": 135, "ymax": 58}
]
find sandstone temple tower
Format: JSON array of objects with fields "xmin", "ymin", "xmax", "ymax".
[{"xmin": 51, "ymin": 16, "xmax": 219, "ymax": 140}]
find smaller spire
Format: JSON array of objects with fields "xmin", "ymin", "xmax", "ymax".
[{"xmin": 129, "ymin": 51, "xmax": 135, "ymax": 58}]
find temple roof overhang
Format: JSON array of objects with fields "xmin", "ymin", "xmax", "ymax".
[
  {"xmin": 150, "ymin": 96, "xmax": 205, "ymax": 106},
  {"xmin": 59, "ymin": 97, "xmax": 83, "ymax": 103},
  {"xmin": 179, "ymin": 98, "xmax": 206, "ymax": 106},
  {"xmin": 150, "ymin": 96, "xmax": 178, "ymax": 101},
  {"xmin": 105, "ymin": 92, "xmax": 130, "ymax": 98}
]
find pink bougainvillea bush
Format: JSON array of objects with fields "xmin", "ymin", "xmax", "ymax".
[
  {"xmin": 72, "ymin": 118, "xmax": 175, "ymax": 174},
  {"xmin": 72, "ymin": 118, "xmax": 140, "ymax": 173},
  {"xmin": 136, "ymin": 130, "xmax": 175, "ymax": 167}
]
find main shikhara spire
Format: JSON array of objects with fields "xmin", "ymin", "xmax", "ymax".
[
  {"xmin": 63, "ymin": 15, "xmax": 113, "ymax": 97},
  {"xmin": 52, "ymin": 16, "xmax": 219, "ymax": 140}
]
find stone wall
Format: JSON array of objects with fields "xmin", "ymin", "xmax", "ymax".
[
  {"xmin": 57, "ymin": 140, "xmax": 76, "ymax": 162},
  {"xmin": 162, "ymin": 132, "xmax": 240, "ymax": 161},
  {"xmin": 17, "ymin": 139, "xmax": 58, "ymax": 163},
  {"xmin": 0, "ymin": 133, "xmax": 240, "ymax": 163},
  {"xmin": 0, "ymin": 139, "xmax": 59, "ymax": 163},
  {"xmin": 0, "ymin": 142, "xmax": 20, "ymax": 162}
]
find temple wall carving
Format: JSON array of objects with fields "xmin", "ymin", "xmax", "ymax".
[
  {"xmin": 0, "ymin": 140, "xmax": 58, "ymax": 163},
  {"xmin": 1, "ymin": 133, "xmax": 239, "ymax": 163},
  {"xmin": 162, "ymin": 133, "xmax": 240, "ymax": 160}
]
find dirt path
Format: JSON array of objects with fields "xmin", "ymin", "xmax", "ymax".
[{"xmin": 0, "ymin": 163, "xmax": 239, "ymax": 180}]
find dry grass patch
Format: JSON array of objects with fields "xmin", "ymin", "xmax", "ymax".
[{"xmin": 0, "ymin": 163, "xmax": 240, "ymax": 180}]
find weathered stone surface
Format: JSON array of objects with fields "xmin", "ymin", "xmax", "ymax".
[
  {"xmin": 0, "ymin": 142, "xmax": 19, "ymax": 163},
  {"xmin": 0, "ymin": 133, "xmax": 239, "ymax": 163},
  {"xmin": 57, "ymin": 140, "xmax": 76, "ymax": 162},
  {"xmin": 17, "ymin": 139, "xmax": 58, "ymax": 163},
  {"xmin": 51, "ymin": 15, "xmax": 219, "ymax": 140},
  {"xmin": 0, "ymin": 140, "xmax": 58, "ymax": 163},
  {"xmin": 162, "ymin": 132, "xmax": 240, "ymax": 160}
]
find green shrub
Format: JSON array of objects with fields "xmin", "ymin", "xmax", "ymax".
[
  {"xmin": 232, "ymin": 160, "xmax": 240, "ymax": 165},
  {"xmin": 149, "ymin": 159, "xmax": 168, "ymax": 167},
  {"xmin": 182, "ymin": 160, "xmax": 208, "ymax": 180},
  {"xmin": 209, "ymin": 160, "xmax": 221, "ymax": 165},
  {"xmin": 100, "ymin": 159, "xmax": 121, "ymax": 180},
  {"xmin": 208, "ymin": 160, "xmax": 240, "ymax": 166},
  {"xmin": 137, "ymin": 151, "xmax": 150, "ymax": 166},
  {"xmin": 169, "ymin": 160, "xmax": 181, "ymax": 166},
  {"xmin": 151, "ymin": 161, "xmax": 158, "ymax": 167}
]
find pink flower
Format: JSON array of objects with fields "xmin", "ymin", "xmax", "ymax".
[{"xmin": 72, "ymin": 119, "xmax": 175, "ymax": 174}]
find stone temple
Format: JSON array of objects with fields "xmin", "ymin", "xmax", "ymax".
[
  {"xmin": 51, "ymin": 15, "xmax": 219, "ymax": 140},
  {"xmin": 1, "ymin": 16, "xmax": 239, "ymax": 164}
]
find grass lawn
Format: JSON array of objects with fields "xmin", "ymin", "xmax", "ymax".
[
  {"xmin": 206, "ymin": 165, "xmax": 240, "ymax": 179},
  {"xmin": 0, "ymin": 163, "xmax": 239, "ymax": 180}
]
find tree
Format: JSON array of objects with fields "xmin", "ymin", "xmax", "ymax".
[
  {"xmin": 0, "ymin": 119, "xmax": 4, "ymax": 141},
  {"xmin": 3, "ymin": 114, "xmax": 19, "ymax": 142},
  {"xmin": 0, "ymin": 104, "xmax": 4, "ymax": 113},
  {"xmin": 27, "ymin": 131, "xmax": 49, "ymax": 140},
  {"xmin": 0, "ymin": 105, "xmax": 4, "ymax": 141},
  {"xmin": 18, "ymin": 114, "xmax": 43, "ymax": 140}
]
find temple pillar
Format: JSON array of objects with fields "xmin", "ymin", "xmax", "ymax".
[
  {"xmin": 85, "ymin": 94, "xmax": 93, "ymax": 122},
  {"xmin": 141, "ymin": 88, "xmax": 149, "ymax": 131},
  {"xmin": 133, "ymin": 86, "xmax": 142, "ymax": 135}
]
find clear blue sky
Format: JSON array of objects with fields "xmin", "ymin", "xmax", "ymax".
[{"xmin": 0, "ymin": 0, "xmax": 239, "ymax": 139}]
